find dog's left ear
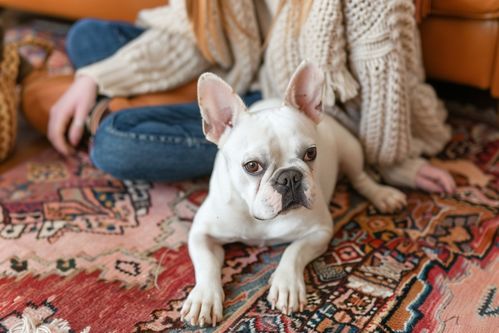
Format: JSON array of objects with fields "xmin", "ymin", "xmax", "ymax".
[
  {"xmin": 284, "ymin": 60, "xmax": 325, "ymax": 124},
  {"xmin": 198, "ymin": 73, "xmax": 247, "ymax": 144}
]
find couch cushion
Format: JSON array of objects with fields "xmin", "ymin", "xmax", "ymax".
[
  {"xmin": 0, "ymin": 0, "xmax": 165, "ymax": 21},
  {"xmin": 432, "ymin": 0, "xmax": 499, "ymax": 18},
  {"xmin": 420, "ymin": 17, "xmax": 499, "ymax": 89}
]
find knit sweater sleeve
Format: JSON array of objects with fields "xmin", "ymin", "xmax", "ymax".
[
  {"xmin": 76, "ymin": 2, "xmax": 210, "ymax": 97},
  {"xmin": 300, "ymin": 0, "xmax": 359, "ymax": 107}
]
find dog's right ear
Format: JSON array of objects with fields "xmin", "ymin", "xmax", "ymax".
[
  {"xmin": 283, "ymin": 60, "xmax": 325, "ymax": 124},
  {"xmin": 198, "ymin": 73, "xmax": 247, "ymax": 144}
]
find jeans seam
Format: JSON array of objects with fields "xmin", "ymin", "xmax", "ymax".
[{"xmin": 104, "ymin": 125, "xmax": 212, "ymax": 146}]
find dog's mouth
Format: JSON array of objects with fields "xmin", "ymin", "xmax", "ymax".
[
  {"xmin": 283, "ymin": 198, "xmax": 308, "ymax": 212},
  {"xmin": 252, "ymin": 200, "xmax": 310, "ymax": 222},
  {"xmin": 252, "ymin": 175, "xmax": 314, "ymax": 222}
]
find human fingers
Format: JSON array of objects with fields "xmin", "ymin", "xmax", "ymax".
[
  {"xmin": 421, "ymin": 165, "xmax": 456, "ymax": 194},
  {"xmin": 430, "ymin": 167, "xmax": 456, "ymax": 194},
  {"xmin": 48, "ymin": 106, "xmax": 75, "ymax": 156},
  {"xmin": 68, "ymin": 103, "xmax": 90, "ymax": 147},
  {"xmin": 415, "ymin": 175, "xmax": 445, "ymax": 193}
]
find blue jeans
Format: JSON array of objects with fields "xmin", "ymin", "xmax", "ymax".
[{"xmin": 66, "ymin": 19, "xmax": 261, "ymax": 181}]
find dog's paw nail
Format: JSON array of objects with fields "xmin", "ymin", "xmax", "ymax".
[
  {"xmin": 299, "ymin": 304, "xmax": 304, "ymax": 312},
  {"xmin": 200, "ymin": 317, "xmax": 205, "ymax": 327},
  {"xmin": 180, "ymin": 307, "xmax": 189, "ymax": 317}
]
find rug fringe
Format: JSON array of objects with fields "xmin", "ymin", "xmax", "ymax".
[{"xmin": 8, "ymin": 315, "xmax": 90, "ymax": 333}]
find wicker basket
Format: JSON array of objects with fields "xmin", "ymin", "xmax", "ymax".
[{"xmin": 0, "ymin": 36, "xmax": 52, "ymax": 162}]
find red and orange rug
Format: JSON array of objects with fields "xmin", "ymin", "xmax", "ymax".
[{"xmin": 0, "ymin": 117, "xmax": 498, "ymax": 332}]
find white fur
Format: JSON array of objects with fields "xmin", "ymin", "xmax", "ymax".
[{"xmin": 181, "ymin": 61, "xmax": 407, "ymax": 327}]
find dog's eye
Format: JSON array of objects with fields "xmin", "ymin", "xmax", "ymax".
[
  {"xmin": 243, "ymin": 161, "xmax": 263, "ymax": 175},
  {"xmin": 303, "ymin": 147, "xmax": 317, "ymax": 162}
]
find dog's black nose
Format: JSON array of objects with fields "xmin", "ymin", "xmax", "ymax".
[
  {"xmin": 274, "ymin": 168, "xmax": 306, "ymax": 211},
  {"xmin": 275, "ymin": 169, "xmax": 303, "ymax": 189}
]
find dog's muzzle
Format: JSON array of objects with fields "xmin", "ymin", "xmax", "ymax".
[{"xmin": 273, "ymin": 168, "xmax": 308, "ymax": 211}]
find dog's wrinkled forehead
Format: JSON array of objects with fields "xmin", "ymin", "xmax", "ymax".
[{"xmin": 223, "ymin": 106, "xmax": 317, "ymax": 162}]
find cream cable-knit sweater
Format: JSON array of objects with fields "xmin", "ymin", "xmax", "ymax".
[
  {"xmin": 77, "ymin": 0, "xmax": 451, "ymax": 185},
  {"xmin": 78, "ymin": 0, "xmax": 262, "ymax": 96}
]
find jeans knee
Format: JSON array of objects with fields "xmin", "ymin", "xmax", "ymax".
[
  {"xmin": 66, "ymin": 19, "xmax": 108, "ymax": 67},
  {"xmin": 90, "ymin": 141, "xmax": 133, "ymax": 180},
  {"xmin": 90, "ymin": 144, "xmax": 121, "ymax": 179},
  {"xmin": 90, "ymin": 125, "xmax": 129, "ymax": 179}
]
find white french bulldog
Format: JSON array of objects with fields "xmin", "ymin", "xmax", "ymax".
[{"xmin": 181, "ymin": 61, "xmax": 407, "ymax": 327}]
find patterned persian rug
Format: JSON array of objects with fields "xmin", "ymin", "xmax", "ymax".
[
  {"xmin": 1, "ymin": 20, "xmax": 498, "ymax": 333},
  {"xmin": 0, "ymin": 116, "xmax": 498, "ymax": 333}
]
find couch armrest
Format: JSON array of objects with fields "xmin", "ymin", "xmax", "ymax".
[{"xmin": 415, "ymin": 0, "xmax": 432, "ymax": 23}]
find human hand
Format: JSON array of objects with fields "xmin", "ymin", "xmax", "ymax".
[
  {"xmin": 48, "ymin": 75, "xmax": 97, "ymax": 155},
  {"xmin": 415, "ymin": 163, "xmax": 456, "ymax": 194}
]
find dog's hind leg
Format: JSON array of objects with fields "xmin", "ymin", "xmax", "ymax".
[{"xmin": 337, "ymin": 126, "xmax": 407, "ymax": 213}]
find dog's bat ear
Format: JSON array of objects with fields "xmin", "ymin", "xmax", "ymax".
[
  {"xmin": 198, "ymin": 73, "xmax": 247, "ymax": 144},
  {"xmin": 283, "ymin": 60, "xmax": 325, "ymax": 124}
]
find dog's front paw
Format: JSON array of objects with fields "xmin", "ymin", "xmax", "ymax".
[
  {"xmin": 370, "ymin": 185, "xmax": 407, "ymax": 213},
  {"xmin": 181, "ymin": 284, "xmax": 224, "ymax": 327},
  {"xmin": 267, "ymin": 269, "xmax": 307, "ymax": 315}
]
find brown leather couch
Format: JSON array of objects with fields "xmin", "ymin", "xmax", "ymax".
[
  {"xmin": 419, "ymin": 0, "xmax": 499, "ymax": 97},
  {"xmin": 0, "ymin": 0, "xmax": 165, "ymax": 21}
]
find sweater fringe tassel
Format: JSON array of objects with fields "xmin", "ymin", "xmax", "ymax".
[{"xmin": 323, "ymin": 67, "xmax": 359, "ymax": 109}]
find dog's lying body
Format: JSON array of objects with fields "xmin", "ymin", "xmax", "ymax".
[{"xmin": 181, "ymin": 61, "xmax": 406, "ymax": 327}]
